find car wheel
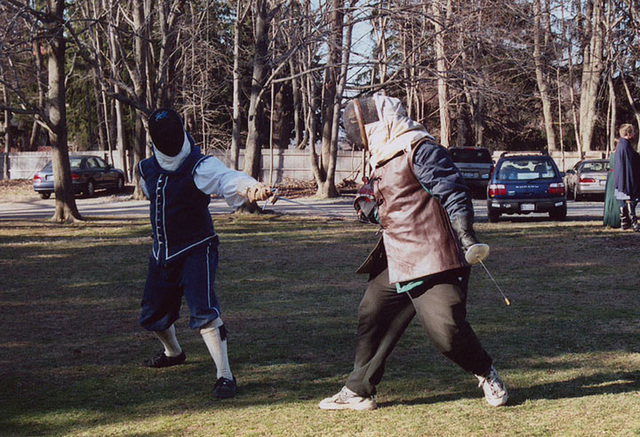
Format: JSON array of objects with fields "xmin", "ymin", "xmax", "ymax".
[
  {"xmin": 549, "ymin": 205, "xmax": 567, "ymax": 221},
  {"xmin": 488, "ymin": 209, "xmax": 500, "ymax": 223},
  {"xmin": 85, "ymin": 180, "xmax": 96, "ymax": 198},
  {"xmin": 115, "ymin": 176, "xmax": 125, "ymax": 192},
  {"xmin": 39, "ymin": 192, "xmax": 51, "ymax": 200}
]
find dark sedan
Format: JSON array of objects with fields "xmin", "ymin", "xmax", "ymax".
[{"xmin": 33, "ymin": 155, "xmax": 126, "ymax": 199}]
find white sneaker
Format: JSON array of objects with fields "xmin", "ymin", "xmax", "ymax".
[
  {"xmin": 318, "ymin": 386, "xmax": 377, "ymax": 411},
  {"xmin": 476, "ymin": 365, "xmax": 508, "ymax": 407}
]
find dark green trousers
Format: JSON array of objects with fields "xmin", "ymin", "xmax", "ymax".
[{"xmin": 346, "ymin": 267, "xmax": 493, "ymax": 397}]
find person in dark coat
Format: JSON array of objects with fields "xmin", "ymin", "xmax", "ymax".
[
  {"xmin": 318, "ymin": 94, "xmax": 507, "ymax": 411},
  {"xmin": 603, "ymin": 143, "xmax": 621, "ymax": 228},
  {"xmin": 613, "ymin": 124, "xmax": 640, "ymax": 231}
]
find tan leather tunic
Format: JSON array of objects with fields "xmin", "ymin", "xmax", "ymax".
[{"xmin": 365, "ymin": 145, "xmax": 466, "ymax": 284}]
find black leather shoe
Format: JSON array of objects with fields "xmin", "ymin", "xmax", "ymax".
[
  {"xmin": 213, "ymin": 376, "xmax": 238, "ymax": 399},
  {"xmin": 142, "ymin": 351, "xmax": 186, "ymax": 368}
]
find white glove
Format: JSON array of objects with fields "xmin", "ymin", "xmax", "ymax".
[{"xmin": 242, "ymin": 183, "xmax": 272, "ymax": 203}]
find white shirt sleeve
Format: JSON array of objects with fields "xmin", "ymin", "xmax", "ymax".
[{"xmin": 193, "ymin": 157, "xmax": 259, "ymax": 209}]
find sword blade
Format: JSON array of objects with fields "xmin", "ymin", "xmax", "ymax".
[
  {"xmin": 477, "ymin": 258, "xmax": 511, "ymax": 306},
  {"xmin": 267, "ymin": 193, "xmax": 344, "ymax": 218}
]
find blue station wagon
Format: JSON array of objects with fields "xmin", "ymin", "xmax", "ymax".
[{"xmin": 486, "ymin": 152, "xmax": 566, "ymax": 222}]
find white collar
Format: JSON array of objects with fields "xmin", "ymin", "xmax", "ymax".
[{"xmin": 153, "ymin": 132, "xmax": 191, "ymax": 171}]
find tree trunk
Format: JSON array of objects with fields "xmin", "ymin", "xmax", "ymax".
[
  {"xmin": 155, "ymin": 0, "xmax": 185, "ymax": 108},
  {"xmin": 243, "ymin": 0, "xmax": 270, "ymax": 179},
  {"xmin": 131, "ymin": 0, "xmax": 151, "ymax": 200},
  {"xmin": 578, "ymin": 0, "xmax": 605, "ymax": 153},
  {"xmin": 289, "ymin": 57, "xmax": 304, "ymax": 149},
  {"xmin": 3, "ymin": 85, "xmax": 11, "ymax": 178},
  {"xmin": 230, "ymin": 0, "xmax": 250, "ymax": 170},
  {"xmin": 30, "ymin": 36, "xmax": 47, "ymax": 150},
  {"xmin": 432, "ymin": 0, "xmax": 451, "ymax": 147},
  {"xmin": 315, "ymin": 0, "xmax": 344, "ymax": 198},
  {"xmin": 326, "ymin": 1, "xmax": 353, "ymax": 192},
  {"xmin": 606, "ymin": 71, "xmax": 616, "ymax": 154},
  {"xmin": 46, "ymin": 0, "xmax": 81, "ymax": 222},
  {"xmin": 533, "ymin": 0, "xmax": 557, "ymax": 152}
]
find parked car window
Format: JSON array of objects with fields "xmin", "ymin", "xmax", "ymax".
[
  {"xmin": 70, "ymin": 158, "xmax": 83, "ymax": 169},
  {"xmin": 449, "ymin": 148, "xmax": 492, "ymax": 163},
  {"xmin": 448, "ymin": 146, "xmax": 493, "ymax": 199},
  {"xmin": 95, "ymin": 157, "xmax": 107, "ymax": 168},
  {"xmin": 87, "ymin": 158, "xmax": 99, "ymax": 168},
  {"xmin": 581, "ymin": 161, "xmax": 606, "ymax": 172},
  {"xmin": 497, "ymin": 159, "xmax": 555, "ymax": 180}
]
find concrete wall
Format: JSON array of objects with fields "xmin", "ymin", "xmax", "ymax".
[
  {"xmin": 0, "ymin": 149, "xmax": 369, "ymax": 183},
  {"xmin": 210, "ymin": 149, "xmax": 368, "ymax": 183},
  {"xmin": 0, "ymin": 151, "xmax": 109, "ymax": 180},
  {"xmin": 0, "ymin": 149, "xmax": 609, "ymax": 182}
]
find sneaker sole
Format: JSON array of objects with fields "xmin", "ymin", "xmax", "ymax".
[
  {"xmin": 318, "ymin": 399, "xmax": 377, "ymax": 411},
  {"xmin": 486, "ymin": 394, "xmax": 508, "ymax": 407}
]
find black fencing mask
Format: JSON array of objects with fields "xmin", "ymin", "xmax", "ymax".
[
  {"xmin": 148, "ymin": 108, "xmax": 185, "ymax": 157},
  {"xmin": 343, "ymin": 97, "xmax": 378, "ymax": 150}
]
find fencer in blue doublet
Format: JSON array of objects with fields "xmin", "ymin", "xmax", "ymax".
[
  {"xmin": 139, "ymin": 144, "xmax": 216, "ymax": 266},
  {"xmin": 137, "ymin": 108, "xmax": 272, "ymax": 400}
]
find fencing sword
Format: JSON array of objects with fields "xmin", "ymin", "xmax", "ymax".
[
  {"xmin": 466, "ymin": 244, "xmax": 511, "ymax": 306},
  {"xmin": 262, "ymin": 188, "xmax": 346, "ymax": 218}
]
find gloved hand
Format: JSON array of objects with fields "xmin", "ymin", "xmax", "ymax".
[
  {"xmin": 450, "ymin": 214, "xmax": 479, "ymax": 250},
  {"xmin": 243, "ymin": 183, "xmax": 272, "ymax": 203},
  {"xmin": 353, "ymin": 179, "xmax": 378, "ymax": 224},
  {"xmin": 450, "ymin": 215, "xmax": 489, "ymax": 265}
]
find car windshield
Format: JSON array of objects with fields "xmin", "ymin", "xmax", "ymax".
[
  {"xmin": 70, "ymin": 158, "xmax": 83, "ymax": 169},
  {"xmin": 450, "ymin": 148, "xmax": 492, "ymax": 163},
  {"xmin": 580, "ymin": 161, "xmax": 607, "ymax": 172},
  {"xmin": 497, "ymin": 158, "xmax": 557, "ymax": 181}
]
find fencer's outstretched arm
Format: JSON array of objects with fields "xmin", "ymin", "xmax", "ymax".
[{"xmin": 194, "ymin": 157, "xmax": 269, "ymax": 208}]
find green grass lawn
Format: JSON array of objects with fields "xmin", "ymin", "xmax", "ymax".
[{"xmin": 1, "ymin": 213, "xmax": 639, "ymax": 436}]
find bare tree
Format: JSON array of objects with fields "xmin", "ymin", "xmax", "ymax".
[
  {"xmin": 0, "ymin": 0, "xmax": 81, "ymax": 221},
  {"xmin": 533, "ymin": 0, "xmax": 558, "ymax": 152},
  {"xmin": 578, "ymin": 0, "xmax": 606, "ymax": 153},
  {"xmin": 243, "ymin": 0, "xmax": 271, "ymax": 179},
  {"xmin": 2, "ymin": 84, "xmax": 10, "ymax": 178},
  {"xmin": 230, "ymin": 0, "xmax": 252, "ymax": 169},
  {"xmin": 431, "ymin": 0, "xmax": 451, "ymax": 147},
  {"xmin": 310, "ymin": 0, "xmax": 351, "ymax": 198}
]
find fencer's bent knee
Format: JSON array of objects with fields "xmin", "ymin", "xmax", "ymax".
[{"xmin": 199, "ymin": 318, "xmax": 224, "ymax": 336}]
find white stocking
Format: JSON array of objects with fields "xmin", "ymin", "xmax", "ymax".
[
  {"xmin": 200, "ymin": 318, "xmax": 233, "ymax": 380},
  {"xmin": 153, "ymin": 324, "xmax": 182, "ymax": 357}
]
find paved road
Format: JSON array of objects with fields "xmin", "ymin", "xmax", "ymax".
[
  {"xmin": 0, "ymin": 193, "xmax": 358, "ymax": 220},
  {"xmin": 0, "ymin": 192, "xmax": 606, "ymax": 222}
]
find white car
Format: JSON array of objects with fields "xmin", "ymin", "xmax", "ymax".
[{"xmin": 564, "ymin": 159, "xmax": 608, "ymax": 201}]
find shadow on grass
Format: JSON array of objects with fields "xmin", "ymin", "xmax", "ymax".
[
  {"xmin": 384, "ymin": 369, "xmax": 640, "ymax": 409},
  {"xmin": 1, "ymin": 216, "xmax": 640, "ymax": 435}
]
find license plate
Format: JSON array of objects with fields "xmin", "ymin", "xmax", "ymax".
[
  {"xmin": 462, "ymin": 172, "xmax": 476, "ymax": 178},
  {"xmin": 599, "ymin": 180, "xmax": 606, "ymax": 185},
  {"xmin": 521, "ymin": 203, "xmax": 535, "ymax": 211}
]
